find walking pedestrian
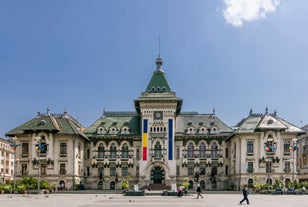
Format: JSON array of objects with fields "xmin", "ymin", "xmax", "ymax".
[
  {"xmin": 196, "ymin": 184, "xmax": 204, "ymax": 199},
  {"xmin": 239, "ymin": 187, "xmax": 250, "ymax": 205},
  {"xmin": 177, "ymin": 186, "xmax": 183, "ymax": 198}
]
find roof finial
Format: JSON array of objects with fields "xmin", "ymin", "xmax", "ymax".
[
  {"xmin": 274, "ymin": 110, "xmax": 277, "ymax": 116},
  {"xmin": 156, "ymin": 35, "xmax": 163, "ymax": 71},
  {"xmin": 265, "ymin": 106, "xmax": 268, "ymax": 114},
  {"xmin": 158, "ymin": 35, "xmax": 161, "ymax": 57},
  {"xmin": 212, "ymin": 108, "xmax": 216, "ymax": 115},
  {"xmin": 46, "ymin": 107, "xmax": 50, "ymax": 115},
  {"xmin": 249, "ymin": 108, "xmax": 253, "ymax": 116}
]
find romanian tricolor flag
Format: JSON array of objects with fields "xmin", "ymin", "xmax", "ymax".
[{"xmin": 142, "ymin": 119, "xmax": 148, "ymax": 160}]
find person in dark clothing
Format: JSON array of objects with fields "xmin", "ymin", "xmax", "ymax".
[
  {"xmin": 239, "ymin": 187, "xmax": 250, "ymax": 205},
  {"xmin": 196, "ymin": 184, "xmax": 204, "ymax": 199},
  {"xmin": 177, "ymin": 186, "xmax": 183, "ymax": 198}
]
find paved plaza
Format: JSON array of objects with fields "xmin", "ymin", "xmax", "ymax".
[{"xmin": 0, "ymin": 193, "xmax": 307, "ymax": 207}]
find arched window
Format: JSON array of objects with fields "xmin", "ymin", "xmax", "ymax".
[
  {"xmin": 122, "ymin": 143, "xmax": 129, "ymax": 158},
  {"xmin": 199, "ymin": 143, "xmax": 206, "ymax": 158},
  {"xmin": 211, "ymin": 143, "xmax": 218, "ymax": 158},
  {"xmin": 110, "ymin": 144, "xmax": 117, "ymax": 158},
  {"xmin": 154, "ymin": 142, "xmax": 162, "ymax": 157},
  {"xmin": 188, "ymin": 143, "xmax": 194, "ymax": 158},
  {"xmin": 98, "ymin": 144, "xmax": 105, "ymax": 158}
]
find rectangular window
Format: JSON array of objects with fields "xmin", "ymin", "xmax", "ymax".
[
  {"xmin": 200, "ymin": 167, "xmax": 206, "ymax": 175},
  {"xmin": 284, "ymin": 161, "xmax": 291, "ymax": 173},
  {"xmin": 60, "ymin": 164, "xmax": 66, "ymax": 175},
  {"xmin": 247, "ymin": 162, "xmax": 253, "ymax": 173},
  {"xmin": 122, "ymin": 167, "xmax": 128, "ymax": 177},
  {"xmin": 225, "ymin": 165, "xmax": 228, "ymax": 176},
  {"xmin": 110, "ymin": 167, "xmax": 116, "ymax": 176},
  {"xmin": 266, "ymin": 161, "xmax": 272, "ymax": 173},
  {"xmin": 188, "ymin": 166, "xmax": 194, "ymax": 176},
  {"xmin": 41, "ymin": 164, "xmax": 47, "ymax": 175},
  {"xmin": 211, "ymin": 166, "xmax": 217, "ymax": 176},
  {"xmin": 247, "ymin": 141, "xmax": 254, "ymax": 154},
  {"xmin": 60, "ymin": 142, "xmax": 67, "ymax": 156},
  {"xmin": 22, "ymin": 143, "xmax": 29, "ymax": 155},
  {"xmin": 98, "ymin": 167, "xmax": 104, "ymax": 179},
  {"xmin": 22, "ymin": 164, "xmax": 27, "ymax": 175},
  {"xmin": 284, "ymin": 141, "xmax": 291, "ymax": 153}
]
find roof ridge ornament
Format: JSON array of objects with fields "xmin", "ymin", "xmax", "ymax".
[{"xmin": 265, "ymin": 106, "xmax": 268, "ymax": 114}]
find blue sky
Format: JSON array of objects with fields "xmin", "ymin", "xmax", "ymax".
[{"xmin": 1, "ymin": 0, "xmax": 308, "ymax": 138}]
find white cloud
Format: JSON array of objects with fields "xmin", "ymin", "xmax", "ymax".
[{"xmin": 222, "ymin": 0, "xmax": 281, "ymax": 27}]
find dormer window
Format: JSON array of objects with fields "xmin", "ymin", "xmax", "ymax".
[
  {"xmin": 211, "ymin": 126, "xmax": 219, "ymax": 133},
  {"xmin": 186, "ymin": 127, "xmax": 195, "ymax": 134},
  {"xmin": 121, "ymin": 127, "xmax": 130, "ymax": 134},
  {"xmin": 157, "ymin": 87, "xmax": 161, "ymax": 91},
  {"xmin": 109, "ymin": 127, "xmax": 118, "ymax": 134},
  {"xmin": 198, "ymin": 127, "xmax": 207, "ymax": 134},
  {"xmin": 151, "ymin": 87, "xmax": 155, "ymax": 91},
  {"xmin": 162, "ymin": 87, "xmax": 166, "ymax": 91},
  {"xmin": 97, "ymin": 127, "xmax": 106, "ymax": 134}
]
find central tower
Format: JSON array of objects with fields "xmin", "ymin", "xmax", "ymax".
[{"xmin": 134, "ymin": 56, "xmax": 182, "ymax": 187}]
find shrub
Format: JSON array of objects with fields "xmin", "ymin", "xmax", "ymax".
[
  {"xmin": 17, "ymin": 184, "xmax": 26, "ymax": 194},
  {"xmin": 122, "ymin": 181, "xmax": 129, "ymax": 190},
  {"xmin": 3, "ymin": 184, "xmax": 12, "ymax": 193}
]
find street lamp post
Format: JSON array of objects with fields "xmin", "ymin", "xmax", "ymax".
[
  {"xmin": 35, "ymin": 137, "xmax": 41, "ymax": 192},
  {"xmin": 264, "ymin": 144, "xmax": 274, "ymax": 188},
  {"xmin": 291, "ymin": 139, "xmax": 298, "ymax": 192},
  {"xmin": 10, "ymin": 136, "xmax": 19, "ymax": 194}
]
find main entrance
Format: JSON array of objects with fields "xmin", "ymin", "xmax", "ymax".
[{"xmin": 151, "ymin": 166, "xmax": 165, "ymax": 184}]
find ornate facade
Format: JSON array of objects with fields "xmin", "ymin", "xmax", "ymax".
[
  {"xmin": 5, "ymin": 56, "xmax": 305, "ymax": 190},
  {"xmin": 0, "ymin": 137, "xmax": 14, "ymax": 184}
]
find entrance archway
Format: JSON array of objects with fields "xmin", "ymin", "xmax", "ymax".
[
  {"xmin": 98, "ymin": 181, "xmax": 103, "ymax": 190},
  {"xmin": 110, "ymin": 181, "xmax": 115, "ymax": 189},
  {"xmin": 59, "ymin": 180, "xmax": 65, "ymax": 190},
  {"xmin": 200, "ymin": 180, "xmax": 206, "ymax": 190},
  {"xmin": 151, "ymin": 166, "xmax": 165, "ymax": 184}
]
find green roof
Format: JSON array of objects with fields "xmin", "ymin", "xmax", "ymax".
[
  {"xmin": 234, "ymin": 110, "xmax": 304, "ymax": 134},
  {"xmin": 5, "ymin": 111, "xmax": 89, "ymax": 141},
  {"xmin": 145, "ymin": 56, "xmax": 171, "ymax": 93},
  {"xmin": 85, "ymin": 111, "xmax": 141, "ymax": 137}
]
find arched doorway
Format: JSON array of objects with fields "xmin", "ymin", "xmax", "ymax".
[
  {"xmin": 200, "ymin": 180, "xmax": 206, "ymax": 190},
  {"xmin": 59, "ymin": 180, "xmax": 65, "ymax": 190},
  {"xmin": 110, "ymin": 181, "xmax": 116, "ymax": 189},
  {"xmin": 98, "ymin": 181, "xmax": 103, "ymax": 190},
  {"xmin": 248, "ymin": 178, "xmax": 254, "ymax": 188},
  {"xmin": 151, "ymin": 166, "xmax": 165, "ymax": 184}
]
